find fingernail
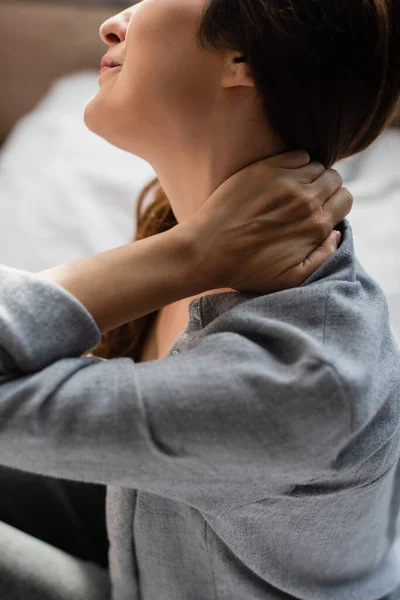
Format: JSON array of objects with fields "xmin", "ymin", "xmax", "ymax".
[{"xmin": 336, "ymin": 231, "xmax": 342, "ymax": 245}]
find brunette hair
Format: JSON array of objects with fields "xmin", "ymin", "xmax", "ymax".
[{"xmin": 91, "ymin": 0, "xmax": 400, "ymax": 362}]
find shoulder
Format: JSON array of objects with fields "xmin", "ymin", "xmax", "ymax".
[{"xmin": 199, "ymin": 242, "xmax": 399, "ymax": 380}]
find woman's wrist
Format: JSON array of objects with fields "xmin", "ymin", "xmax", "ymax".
[{"xmin": 38, "ymin": 224, "xmax": 207, "ymax": 334}]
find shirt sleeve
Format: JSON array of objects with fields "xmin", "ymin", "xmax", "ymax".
[{"xmin": 0, "ymin": 265, "xmax": 351, "ymax": 506}]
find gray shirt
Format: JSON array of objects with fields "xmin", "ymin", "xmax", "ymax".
[{"xmin": 0, "ymin": 217, "xmax": 399, "ymax": 600}]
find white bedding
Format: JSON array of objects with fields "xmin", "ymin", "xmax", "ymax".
[
  {"xmin": 0, "ymin": 72, "xmax": 156, "ymax": 271},
  {"xmin": 0, "ymin": 71, "xmax": 399, "ymax": 341}
]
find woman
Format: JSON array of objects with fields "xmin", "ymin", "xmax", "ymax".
[{"xmin": 0, "ymin": 2, "xmax": 399, "ymax": 600}]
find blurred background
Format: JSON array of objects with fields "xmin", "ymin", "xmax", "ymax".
[{"xmin": 0, "ymin": 0, "xmax": 399, "ymax": 341}]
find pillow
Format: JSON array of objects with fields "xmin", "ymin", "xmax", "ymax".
[{"xmin": 0, "ymin": 71, "xmax": 156, "ymax": 272}]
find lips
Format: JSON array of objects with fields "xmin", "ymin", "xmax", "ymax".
[
  {"xmin": 98, "ymin": 64, "xmax": 121, "ymax": 77},
  {"xmin": 102, "ymin": 60, "xmax": 121, "ymax": 69},
  {"xmin": 99, "ymin": 55, "xmax": 122, "ymax": 77}
]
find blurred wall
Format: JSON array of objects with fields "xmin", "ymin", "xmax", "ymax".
[{"xmin": 0, "ymin": 1, "xmax": 126, "ymax": 146}]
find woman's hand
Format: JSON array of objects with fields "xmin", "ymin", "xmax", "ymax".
[
  {"xmin": 39, "ymin": 149, "xmax": 352, "ymax": 334},
  {"xmin": 187, "ymin": 150, "xmax": 353, "ymax": 294}
]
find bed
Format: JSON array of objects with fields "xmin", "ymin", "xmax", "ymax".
[{"xmin": 0, "ymin": 0, "xmax": 399, "ymax": 342}]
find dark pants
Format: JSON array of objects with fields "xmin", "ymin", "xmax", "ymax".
[{"xmin": 0, "ymin": 465, "xmax": 109, "ymax": 569}]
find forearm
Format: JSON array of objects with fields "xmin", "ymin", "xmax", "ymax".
[{"xmin": 38, "ymin": 224, "xmax": 203, "ymax": 334}]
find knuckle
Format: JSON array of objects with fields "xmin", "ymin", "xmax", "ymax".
[
  {"xmin": 311, "ymin": 212, "xmax": 332, "ymax": 237},
  {"xmin": 301, "ymin": 192, "xmax": 318, "ymax": 215},
  {"xmin": 275, "ymin": 176, "xmax": 301, "ymax": 198},
  {"xmin": 307, "ymin": 187, "xmax": 320, "ymax": 204}
]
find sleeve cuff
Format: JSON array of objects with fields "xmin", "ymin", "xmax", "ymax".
[{"xmin": 0, "ymin": 265, "xmax": 102, "ymax": 373}]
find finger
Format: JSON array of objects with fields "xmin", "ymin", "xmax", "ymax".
[
  {"xmin": 297, "ymin": 230, "xmax": 340, "ymax": 280},
  {"xmin": 310, "ymin": 168, "xmax": 343, "ymax": 206},
  {"xmin": 263, "ymin": 150, "xmax": 311, "ymax": 169},
  {"xmin": 322, "ymin": 186, "xmax": 353, "ymax": 226},
  {"xmin": 292, "ymin": 160, "xmax": 326, "ymax": 184}
]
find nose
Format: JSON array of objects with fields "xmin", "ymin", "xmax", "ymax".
[{"xmin": 99, "ymin": 10, "xmax": 131, "ymax": 46}]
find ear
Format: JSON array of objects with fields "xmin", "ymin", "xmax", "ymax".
[{"xmin": 221, "ymin": 52, "xmax": 255, "ymax": 88}]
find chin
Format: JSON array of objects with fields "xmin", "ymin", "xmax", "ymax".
[
  {"xmin": 83, "ymin": 91, "xmax": 152, "ymax": 159},
  {"xmin": 84, "ymin": 96, "xmax": 102, "ymax": 136},
  {"xmin": 83, "ymin": 98, "xmax": 118, "ymax": 148}
]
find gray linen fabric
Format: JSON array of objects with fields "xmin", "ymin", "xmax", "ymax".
[{"xmin": 0, "ymin": 217, "xmax": 399, "ymax": 600}]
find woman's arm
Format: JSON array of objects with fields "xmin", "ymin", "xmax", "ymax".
[
  {"xmin": 0, "ymin": 263, "xmax": 349, "ymax": 509},
  {"xmin": 39, "ymin": 152, "xmax": 351, "ymax": 333},
  {"xmin": 38, "ymin": 225, "xmax": 198, "ymax": 335}
]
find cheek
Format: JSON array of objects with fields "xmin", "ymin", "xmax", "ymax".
[
  {"xmin": 124, "ymin": 52, "xmax": 219, "ymax": 134},
  {"xmin": 119, "ymin": 7, "xmax": 219, "ymax": 119}
]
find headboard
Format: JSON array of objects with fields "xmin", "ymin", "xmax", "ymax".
[{"xmin": 0, "ymin": 1, "xmax": 126, "ymax": 146}]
